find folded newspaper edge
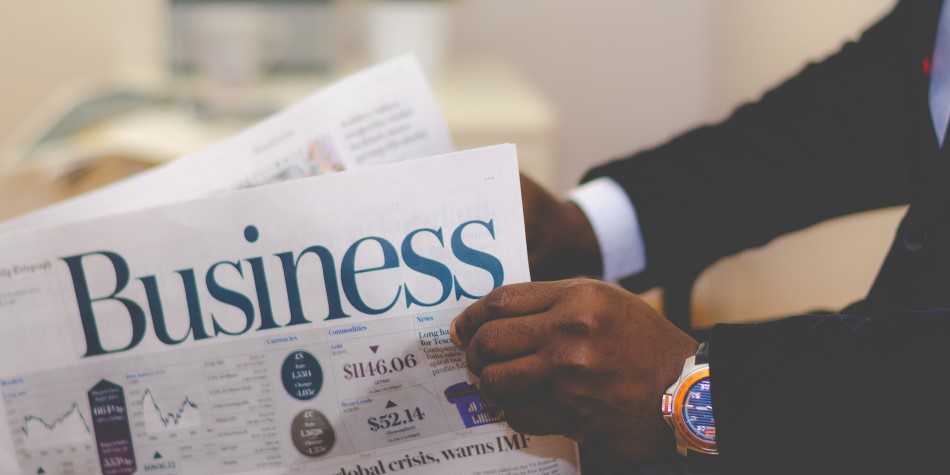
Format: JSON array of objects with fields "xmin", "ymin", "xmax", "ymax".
[
  {"xmin": 0, "ymin": 55, "xmax": 454, "ymax": 236},
  {"xmin": 0, "ymin": 145, "xmax": 581, "ymax": 475}
]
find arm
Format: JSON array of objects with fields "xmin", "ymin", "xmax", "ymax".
[
  {"xmin": 590, "ymin": 1, "xmax": 939, "ymax": 291},
  {"xmin": 452, "ymin": 281, "xmax": 950, "ymax": 473},
  {"xmin": 474, "ymin": 2, "xmax": 946, "ymax": 471},
  {"xmin": 530, "ymin": 1, "xmax": 937, "ymax": 288},
  {"xmin": 712, "ymin": 309, "xmax": 950, "ymax": 474}
]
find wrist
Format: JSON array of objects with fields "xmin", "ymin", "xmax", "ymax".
[{"xmin": 559, "ymin": 201, "xmax": 603, "ymax": 277}]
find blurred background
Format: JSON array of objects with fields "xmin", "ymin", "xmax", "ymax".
[{"xmin": 0, "ymin": 0, "xmax": 902, "ymax": 326}]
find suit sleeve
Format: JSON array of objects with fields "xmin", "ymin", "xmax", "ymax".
[
  {"xmin": 710, "ymin": 311, "xmax": 950, "ymax": 474},
  {"xmin": 584, "ymin": 2, "xmax": 930, "ymax": 291}
]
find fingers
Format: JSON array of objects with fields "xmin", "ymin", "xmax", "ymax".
[
  {"xmin": 451, "ymin": 282, "xmax": 560, "ymax": 348},
  {"xmin": 504, "ymin": 397, "xmax": 580, "ymax": 437},
  {"xmin": 478, "ymin": 353, "xmax": 553, "ymax": 407},
  {"xmin": 465, "ymin": 313, "xmax": 549, "ymax": 376},
  {"xmin": 478, "ymin": 354, "xmax": 580, "ymax": 437}
]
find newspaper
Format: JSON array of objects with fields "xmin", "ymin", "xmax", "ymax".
[
  {"xmin": 0, "ymin": 55, "xmax": 453, "ymax": 235},
  {"xmin": 0, "ymin": 146, "xmax": 581, "ymax": 475}
]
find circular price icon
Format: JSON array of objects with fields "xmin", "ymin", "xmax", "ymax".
[
  {"xmin": 291, "ymin": 409, "xmax": 335, "ymax": 457},
  {"xmin": 281, "ymin": 350, "xmax": 324, "ymax": 401}
]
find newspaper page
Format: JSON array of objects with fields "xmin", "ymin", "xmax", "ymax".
[
  {"xmin": 0, "ymin": 145, "xmax": 581, "ymax": 475},
  {"xmin": 0, "ymin": 55, "xmax": 453, "ymax": 235}
]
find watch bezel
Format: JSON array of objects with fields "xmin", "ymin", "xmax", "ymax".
[{"xmin": 671, "ymin": 366, "xmax": 717, "ymax": 455}]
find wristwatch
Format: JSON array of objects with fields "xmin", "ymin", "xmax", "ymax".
[{"xmin": 661, "ymin": 342, "xmax": 718, "ymax": 465}]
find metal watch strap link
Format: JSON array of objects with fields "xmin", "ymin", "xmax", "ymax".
[{"xmin": 695, "ymin": 341, "xmax": 710, "ymax": 365}]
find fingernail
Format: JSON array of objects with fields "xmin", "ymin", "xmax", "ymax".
[{"xmin": 450, "ymin": 318, "xmax": 466, "ymax": 349}]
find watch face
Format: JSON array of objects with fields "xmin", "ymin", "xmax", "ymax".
[{"xmin": 682, "ymin": 376, "xmax": 716, "ymax": 443}]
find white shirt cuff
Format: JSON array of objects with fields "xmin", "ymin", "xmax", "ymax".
[{"xmin": 568, "ymin": 177, "xmax": 647, "ymax": 281}]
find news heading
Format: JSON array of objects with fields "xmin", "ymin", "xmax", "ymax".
[{"xmin": 64, "ymin": 220, "xmax": 506, "ymax": 357}]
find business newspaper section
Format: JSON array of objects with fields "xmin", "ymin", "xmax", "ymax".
[
  {"xmin": 65, "ymin": 220, "xmax": 505, "ymax": 358},
  {"xmin": 0, "ymin": 56, "xmax": 580, "ymax": 474}
]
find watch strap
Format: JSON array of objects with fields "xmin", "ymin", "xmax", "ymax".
[
  {"xmin": 687, "ymin": 450, "xmax": 719, "ymax": 473},
  {"xmin": 695, "ymin": 341, "xmax": 710, "ymax": 365}
]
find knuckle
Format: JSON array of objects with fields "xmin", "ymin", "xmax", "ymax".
[
  {"xmin": 471, "ymin": 324, "xmax": 501, "ymax": 357},
  {"xmin": 485, "ymin": 286, "xmax": 516, "ymax": 316},
  {"xmin": 558, "ymin": 312, "xmax": 597, "ymax": 337},
  {"xmin": 511, "ymin": 319, "xmax": 538, "ymax": 345},
  {"xmin": 571, "ymin": 347, "xmax": 599, "ymax": 371},
  {"xmin": 558, "ymin": 344, "xmax": 598, "ymax": 373},
  {"xmin": 455, "ymin": 315, "xmax": 475, "ymax": 344},
  {"xmin": 478, "ymin": 370, "xmax": 508, "ymax": 407},
  {"xmin": 479, "ymin": 365, "xmax": 508, "ymax": 392},
  {"xmin": 465, "ymin": 345, "xmax": 484, "ymax": 375},
  {"xmin": 576, "ymin": 279, "xmax": 607, "ymax": 300}
]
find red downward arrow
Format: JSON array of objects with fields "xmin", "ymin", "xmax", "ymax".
[{"xmin": 369, "ymin": 345, "xmax": 380, "ymax": 354}]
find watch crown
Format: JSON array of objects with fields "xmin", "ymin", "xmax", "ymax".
[{"xmin": 661, "ymin": 394, "xmax": 673, "ymax": 415}]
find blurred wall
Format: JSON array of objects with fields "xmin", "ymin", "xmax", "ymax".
[
  {"xmin": 454, "ymin": 0, "xmax": 714, "ymax": 191},
  {"xmin": 455, "ymin": 0, "xmax": 897, "ymax": 190},
  {"xmin": 0, "ymin": 0, "xmax": 166, "ymax": 145},
  {"xmin": 0, "ymin": 0, "xmax": 897, "ymax": 175},
  {"xmin": 709, "ymin": 1, "xmax": 896, "ymax": 117}
]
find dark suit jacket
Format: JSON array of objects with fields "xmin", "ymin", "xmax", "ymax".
[{"xmin": 584, "ymin": 1, "xmax": 950, "ymax": 473}]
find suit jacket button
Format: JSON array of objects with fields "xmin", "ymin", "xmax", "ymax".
[{"xmin": 901, "ymin": 232, "xmax": 927, "ymax": 252}]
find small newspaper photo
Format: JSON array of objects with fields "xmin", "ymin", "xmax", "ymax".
[{"xmin": 0, "ymin": 58, "xmax": 582, "ymax": 475}]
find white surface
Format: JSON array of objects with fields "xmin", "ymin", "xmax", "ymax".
[{"xmin": 931, "ymin": 0, "xmax": 950, "ymax": 146}]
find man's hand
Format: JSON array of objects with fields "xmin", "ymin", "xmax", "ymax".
[
  {"xmin": 451, "ymin": 279, "xmax": 698, "ymax": 462},
  {"xmin": 520, "ymin": 174, "xmax": 601, "ymax": 280}
]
